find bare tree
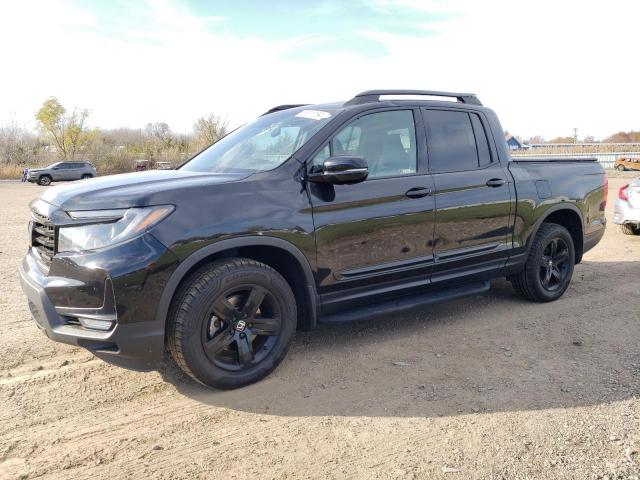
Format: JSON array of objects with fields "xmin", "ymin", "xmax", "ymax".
[
  {"xmin": 0, "ymin": 118, "xmax": 38, "ymax": 165},
  {"xmin": 193, "ymin": 114, "xmax": 228, "ymax": 151}
]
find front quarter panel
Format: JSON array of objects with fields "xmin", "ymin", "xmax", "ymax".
[{"xmin": 150, "ymin": 161, "xmax": 317, "ymax": 270}]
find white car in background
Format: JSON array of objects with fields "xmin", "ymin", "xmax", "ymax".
[{"xmin": 614, "ymin": 178, "xmax": 640, "ymax": 235}]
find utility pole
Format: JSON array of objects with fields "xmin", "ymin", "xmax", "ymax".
[{"xmin": 573, "ymin": 127, "xmax": 578, "ymax": 144}]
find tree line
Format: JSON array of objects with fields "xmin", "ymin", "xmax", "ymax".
[
  {"xmin": 0, "ymin": 97, "xmax": 228, "ymax": 176},
  {"xmin": 513, "ymin": 131, "xmax": 640, "ymax": 145},
  {"xmin": 2, "ymin": 98, "xmax": 639, "ymax": 178}
]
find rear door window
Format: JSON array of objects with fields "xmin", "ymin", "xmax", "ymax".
[
  {"xmin": 470, "ymin": 114, "xmax": 492, "ymax": 166},
  {"xmin": 424, "ymin": 110, "xmax": 494, "ymax": 172}
]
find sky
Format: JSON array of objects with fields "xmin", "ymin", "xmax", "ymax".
[{"xmin": 0, "ymin": 0, "xmax": 638, "ymax": 140}]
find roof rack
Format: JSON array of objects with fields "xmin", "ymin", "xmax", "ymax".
[
  {"xmin": 345, "ymin": 90, "xmax": 482, "ymax": 106},
  {"xmin": 261, "ymin": 104, "xmax": 309, "ymax": 116}
]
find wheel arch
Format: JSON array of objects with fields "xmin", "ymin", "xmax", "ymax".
[
  {"xmin": 529, "ymin": 205, "xmax": 584, "ymax": 264},
  {"xmin": 155, "ymin": 236, "xmax": 319, "ymax": 335}
]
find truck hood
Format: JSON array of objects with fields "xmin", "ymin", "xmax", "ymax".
[{"xmin": 38, "ymin": 170, "xmax": 250, "ymax": 211}]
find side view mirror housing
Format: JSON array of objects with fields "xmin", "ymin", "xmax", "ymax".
[{"xmin": 308, "ymin": 156, "xmax": 368, "ymax": 185}]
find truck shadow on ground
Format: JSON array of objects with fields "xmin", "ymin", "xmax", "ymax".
[{"xmin": 159, "ymin": 260, "xmax": 640, "ymax": 418}]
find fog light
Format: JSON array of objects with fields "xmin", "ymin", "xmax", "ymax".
[{"xmin": 78, "ymin": 317, "xmax": 114, "ymax": 331}]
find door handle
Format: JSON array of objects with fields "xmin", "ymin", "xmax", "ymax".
[
  {"xmin": 486, "ymin": 178, "xmax": 506, "ymax": 187},
  {"xmin": 405, "ymin": 187, "xmax": 432, "ymax": 198}
]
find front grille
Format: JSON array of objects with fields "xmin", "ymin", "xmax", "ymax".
[{"xmin": 31, "ymin": 210, "xmax": 56, "ymax": 267}]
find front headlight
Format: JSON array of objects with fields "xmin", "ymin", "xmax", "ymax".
[{"xmin": 58, "ymin": 205, "xmax": 174, "ymax": 253}]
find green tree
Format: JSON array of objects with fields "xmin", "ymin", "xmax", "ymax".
[{"xmin": 35, "ymin": 97, "xmax": 91, "ymax": 160}]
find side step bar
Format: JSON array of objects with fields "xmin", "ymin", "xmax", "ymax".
[{"xmin": 319, "ymin": 281, "xmax": 490, "ymax": 324}]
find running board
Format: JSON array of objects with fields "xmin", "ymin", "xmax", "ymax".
[{"xmin": 319, "ymin": 281, "xmax": 490, "ymax": 324}]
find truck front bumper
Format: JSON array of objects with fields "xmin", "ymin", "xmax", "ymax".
[{"xmin": 19, "ymin": 235, "xmax": 178, "ymax": 371}]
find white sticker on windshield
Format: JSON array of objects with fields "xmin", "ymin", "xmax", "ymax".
[{"xmin": 295, "ymin": 110, "xmax": 331, "ymax": 120}]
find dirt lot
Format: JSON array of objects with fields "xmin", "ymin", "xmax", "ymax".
[{"xmin": 1, "ymin": 176, "xmax": 639, "ymax": 480}]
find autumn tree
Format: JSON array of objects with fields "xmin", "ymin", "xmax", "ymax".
[
  {"xmin": 143, "ymin": 122, "xmax": 174, "ymax": 159},
  {"xmin": 549, "ymin": 136, "xmax": 575, "ymax": 144},
  {"xmin": 35, "ymin": 97, "xmax": 91, "ymax": 160},
  {"xmin": 603, "ymin": 131, "xmax": 640, "ymax": 143},
  {"xmin": 192, "ymin": 114, "xmax": 228, "ymax": 151}
]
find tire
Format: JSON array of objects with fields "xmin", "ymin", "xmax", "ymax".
[
  {"xmin": 615, "ymin": 164, "xmax": 626, "ymax": 172},
  {"xmin": 620, "ymin": 224, "xmax": 640, "ymax": 235},
  {"xmin": 510, "ymin": 223, "xmax": 575, "ymax": 302},
  {"xmin": 38, "ymin": 175, "xmax": 52, "ymax": 186},
  {"xmin": 81, "ymin": 174, "xmax": 93, "ymax": 179},
  {"xmin": 167, "ymin": 258, "xmax": 297, "ymax": 389}
]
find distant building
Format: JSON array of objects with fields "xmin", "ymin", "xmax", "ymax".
[{"xmin": 505, "ymin": 135, "xmax": 530, "ymax": 150}]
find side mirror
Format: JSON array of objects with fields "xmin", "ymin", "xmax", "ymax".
[{"xmin": 308, "ymin": 156, "xmax": 368, "ymax": 185}]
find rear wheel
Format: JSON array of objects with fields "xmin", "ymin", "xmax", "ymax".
[
  {"xmin": 620, "ymin": 223, "xmax": 640, "ymax": 235},
  {"xmin": 510, "ymin": 223, "xmax": 575, "ymax": 302},
  {"xmin": 167, "ymin": 258, "xmax": 297, "ymax": 389},
  {"xmin": 38, "ymin": 175, "xmax": 52, "ymax": 186},
  {"xmin": 81, "ymin": 174, "xmax": 93, "ymax": 179},
  {"xmin": 615, "ymin": 164, "xmax": 626, "ymax": 172}
]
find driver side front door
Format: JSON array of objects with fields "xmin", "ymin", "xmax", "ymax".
[{"xmin": 308, "ymin": 108, "xmax": 436, "ymax": 312}]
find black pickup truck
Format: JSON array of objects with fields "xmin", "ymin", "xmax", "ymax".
[{"xmin": 19, "ymin": 90, "xmax": 607, "ymax": 389}]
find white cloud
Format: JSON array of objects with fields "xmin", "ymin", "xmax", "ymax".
[{"xmin": 0, "ymin": 0, "xmax": 638, "ymax": 139}]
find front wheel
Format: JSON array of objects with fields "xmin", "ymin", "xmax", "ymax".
[
  {"xmin": 510, "ymin": 223, "xmax": 575, "ymax": 302},
  {"xmin": 167, "ymin": 258, "xmax": 297, "ymax": 389},
  {"xmin": 81, "ymin": 174, "xmax": 93, "ymax": 179},
  {"xmin": 38, "ymin": 175, "xmax": 52, "ymax": 186},
  {"xmin": 616, "ymin": 164, "xmax": 626, "ymax": 172}
]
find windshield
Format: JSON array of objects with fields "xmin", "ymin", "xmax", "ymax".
[{"xmin": 180, "ymin": 106, "xmax": 338, "ymax": 174}]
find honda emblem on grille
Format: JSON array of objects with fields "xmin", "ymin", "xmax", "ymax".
[{"xmin": 236, "ymin": 320, "xmax": 247, "ymax": 332}]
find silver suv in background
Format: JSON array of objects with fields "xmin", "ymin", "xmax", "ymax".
[
  {"xmin": 27, "ymin": 161, "xmax": 97, "ymax": 186},
  {"xmin": 614, "ymin": 178, "xmax": 640, "ymax": 235}
]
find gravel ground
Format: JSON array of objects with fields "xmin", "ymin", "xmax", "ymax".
[{"xmin": 0, "ymin": 176, "xmax": 639, "ymax": 480}]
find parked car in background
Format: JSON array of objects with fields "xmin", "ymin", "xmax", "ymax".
[
  {"xmin": 19, "ymin": 89, "xmax": 607, "ymax": 389},
  {"xmin": 615, "ymin": 157, "xmax": 640, "ymax": 172},
  {"xmin": 155, "ymin": 162, "xmax": 172, "ymax": 170},
  {"xmin": 26, "ymin": 161, "xmax": 96, "ymax": 186},
  {"xmin": 614, "ymin": 178, "xmax": 640, "ymax": 235},
  {"xmin": 134, "ymin": 159, "xmax": 150, "ymax": 171}
]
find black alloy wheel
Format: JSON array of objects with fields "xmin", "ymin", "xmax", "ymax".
[
  {"xmin": 202, "ymin": 285, "xmax": 282, "ymax": 371},
  {"xmin": 510, "ymin": 223, "xmax": 575, "ymax": 302},
  {"xmin": 168, "ymin": 258, "xmax": 296, "ymax": 389},
  {"xmin": 538, "ymin": 237, "xmax": 570, "ymax": 292}
]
